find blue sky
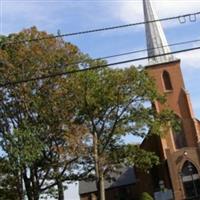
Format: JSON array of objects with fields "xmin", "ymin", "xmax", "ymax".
[{"xmin": 1, "ymin": 0, "xmax": 200, "ymax": 199}]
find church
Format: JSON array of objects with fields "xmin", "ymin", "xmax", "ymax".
[{"xmin": 79, "ymin": 0, "xmax": 200, "ymax": 199}]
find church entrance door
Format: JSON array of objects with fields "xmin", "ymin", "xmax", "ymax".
[{"xmin": 181, "ymin": 161, "xmax": 200, "ymax": 199}]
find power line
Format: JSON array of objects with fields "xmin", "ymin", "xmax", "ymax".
[
  {"xmin": 94, "ymin": 38, "xmax": 200, "ymax": 60},
  {"xmin": 14, "ymin": 38, "xmax": 200, "ymax": 72},
  {"xmin": 2, "ymin": 11, "xmax": 200, "ymax": 46},
  {"xmin": 0, "ymin": 45, "xmax": 200, "ymax": 87},
  {"xmin": 0, "ymin": 37, "xmax": 199, "ymax": 83}
]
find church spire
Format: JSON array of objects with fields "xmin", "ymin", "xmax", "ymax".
[{"xmin": 143, "ymin": 0, "xmax": 175, "ymax": 64}]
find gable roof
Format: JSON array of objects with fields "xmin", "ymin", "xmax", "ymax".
[{"xmin": 79, "ymin": 167, "xmax": 136, "ymax": 195}]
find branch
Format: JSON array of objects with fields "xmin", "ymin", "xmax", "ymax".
[{"xmin": 101, "ymin": 96, "xmax": 140, "ymax": 153}]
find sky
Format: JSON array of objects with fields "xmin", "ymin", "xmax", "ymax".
[{"xmin": 1, "ymin": 0, "xmax": 200, "ymax": 199}]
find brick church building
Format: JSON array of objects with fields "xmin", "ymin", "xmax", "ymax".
[
  {"xmin": 137, "ymin": 0, "xmax": 200, "ymax": 199},
  {"xmin": 79, "ymin": 0, "xmax": 200, "ymax": 199}
]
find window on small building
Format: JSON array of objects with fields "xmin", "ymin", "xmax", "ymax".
[
  {"xmin": 181, "ymin": 161, "xmax": 200, "ymax": 199},
  {"xmin": 162, "ymin": 71, "xmax": 173, "ymax": 91}
]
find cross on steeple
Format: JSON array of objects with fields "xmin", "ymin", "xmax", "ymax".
[{"xmin": 143, "ymin": 0, "xmax": 175, "ymax": 64}]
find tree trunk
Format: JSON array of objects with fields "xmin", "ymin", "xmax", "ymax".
[
  {"xmin": 23, "ymin": 171, "xmax": 33, "ymax": 200},
  {"xmin": 99, "ymin": 174, "xmax": 105, "ymax": 200},
  {"xmin": 23, "ymin": 169, "xmax": 39, "ymax": 200},
  {"xmin": 31, "ymin": 168, "xmax": 39, "ymax": 200},
  {"xmin": 33, "ymin": 168, "xmax": 40, "ymax": 200},
  {"xmin": 93, "ymin": 132, "xmax": 106, "ymax": 200},
  {"xmin": 16, "ymin": 170, "xmax": 24, "ymax": 200},
  {"xmin": 57, "ymin": 179, "xmax": 64, "ymax": 200}
]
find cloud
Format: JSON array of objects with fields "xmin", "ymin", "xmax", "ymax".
[
  {"xmin": 110, "ymin": 0, "xmax": 200, "ymax": 28},
  {"xmin": 180, "ymin": 49, "xmax": 200, "ymax": 69},
  {"xmin": 3, "ymin": 0, "xmax": 200, "ymax": 36}
]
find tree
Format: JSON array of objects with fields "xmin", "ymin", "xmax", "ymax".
[
  {"xmin": 0, "ymin": 158, "xmax": 21, "ymax": 200},
  {"xmin": 69, "ymin": 67, "xmax": 175, "ymax": 200},
  {"xmin": 0, "ymin": 125, "xmax": 44, "ymax": 200},
  {"xmin": 0, "ymin": 27, "xmax": 90, "ymax": 200},
  {"xmin": 0, "ymin": 28, "xmax": 176, "ymax": 200}
]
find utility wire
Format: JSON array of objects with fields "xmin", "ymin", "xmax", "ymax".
[
  {"xmin": 1, "ymin": 11, "xmax": 200, "ymax": 46},
  {"xmin": 0, "ymin": 45, "xmax": 200, "ymax": 87},
  {"xmin": 12, "ymin": 38, "xmax": 200, "ymax": 72},
  {"xmin": 0, "ymin": 37, "xmax": 199, "ymax": 83},
  {"xmin": 93, "ymin": 38, "xmax": 200, "ymax": 60}
]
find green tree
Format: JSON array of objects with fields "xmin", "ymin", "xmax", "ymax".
[
  {"xmin": 69, "ymin": 67, "xmax": 175, "ymax": 200},
  {"xmin": 0, "ymin": 158, "xmax": 21, "ymax": 200},
  {"xmin": 0, "ymin": 125, "xmax": 45, "ymax": 200},
  {"xmin": 0, "ymin": 27, "xmax": 89, "ymax": 200}
]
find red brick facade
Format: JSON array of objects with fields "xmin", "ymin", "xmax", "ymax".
[{"xmin": 138, "ymin": 59, "xmax": 200, "ymax": 200}]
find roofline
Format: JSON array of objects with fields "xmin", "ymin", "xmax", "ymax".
[
  {"xmin": 145, "ymin": 59, "xmax": 181, "ymax": 69},
  {"xmin": 79, "ymin": 182, "xmax": 137, "ymax": 195}
]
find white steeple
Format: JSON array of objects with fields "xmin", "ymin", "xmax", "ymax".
[{"xmin": 143, "ymin": 0, "xmax": 175, "ymax": 64}]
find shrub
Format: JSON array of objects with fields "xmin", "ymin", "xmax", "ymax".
[{"xmin": 140, "ymin": 192, "xmax": 153, "ymax": 200}]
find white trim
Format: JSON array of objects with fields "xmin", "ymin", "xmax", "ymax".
[{"xmin": 182, "ymin": 174, "xmax": 200, "ymax": 182}]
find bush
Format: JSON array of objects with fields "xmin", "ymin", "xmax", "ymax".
[{"xmin": 139, "ymin": 192, "xmax": 153, "ymax": 200}]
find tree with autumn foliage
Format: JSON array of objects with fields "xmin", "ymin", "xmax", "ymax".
[
  {"xmin": 0, "ymin": 27, "xmax": 91, "ymax": 200},
  {"xmin": 0, "ymin": 27, "xmax": 177, "ymax": 200}
]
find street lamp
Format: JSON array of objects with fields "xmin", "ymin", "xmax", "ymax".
[{"xmin": 183, "ymin": 151, "xmax": 188, "ymax": 157}]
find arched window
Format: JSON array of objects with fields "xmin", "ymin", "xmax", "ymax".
[
  {"xmin": 180, "ymin": 161, "xmax": 200, "ymax": 198},
  {"xmin": 172, "ymin": 117, "xmax": 187, "ymax": 149},
  {"xmin": 162, "ymin": 71, "xmax": 173, "ymax": 91}
]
